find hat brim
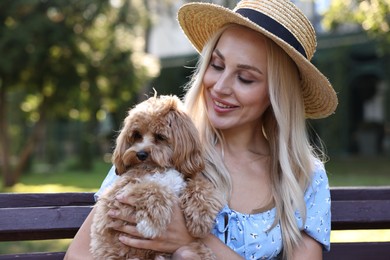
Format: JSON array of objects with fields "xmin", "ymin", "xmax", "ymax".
[{"xmin": 178, "ymin": 3, "xmax": 337, "ymax": 119}]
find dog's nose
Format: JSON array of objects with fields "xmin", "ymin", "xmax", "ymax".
[{"xmin": 136, "ymin": 151, "xmax": 149, "ymax": 161}]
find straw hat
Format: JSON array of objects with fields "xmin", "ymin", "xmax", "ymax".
[{"xmin": 177, "ymin": 0, "xmax": 338, "ymax": 119}]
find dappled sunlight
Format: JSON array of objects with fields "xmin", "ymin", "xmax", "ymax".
[
  {"xmin": 331, "ymin": 230, "xmax": 390, "ymax": 243},
  {"xmin": 3, "ymin": 183, "xmax": 97, "ymax": 193}
]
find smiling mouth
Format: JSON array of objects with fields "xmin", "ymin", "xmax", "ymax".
[{"xmin": 214, "ymin": 100, "xmax": 237, "ymax": 109}]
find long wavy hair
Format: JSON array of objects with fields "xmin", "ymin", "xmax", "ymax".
[{"xmin": 182, "ymin": 24, "xmax": 325, "ymax": 259}]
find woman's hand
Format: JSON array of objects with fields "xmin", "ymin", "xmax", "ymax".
[
  {"xmin": 172, "ymin": 246, "xmax": 201, "ymax": 260},
  {"xmin": 109, "ymin": 194, "xmax": 196, "ymax": 254}
]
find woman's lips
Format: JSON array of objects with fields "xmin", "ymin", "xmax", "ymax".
[
  {"xmin": 212, "ymin": 98, "xmax": 238, "ymax": 112},
  {"xmin": 214, "ymin": 100, "xmax": 235, "ymax": 108}
]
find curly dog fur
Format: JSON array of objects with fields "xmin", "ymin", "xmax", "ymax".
[{"xmin": 90, "ymin": 95, "xmax": 224, "ymax": 260}]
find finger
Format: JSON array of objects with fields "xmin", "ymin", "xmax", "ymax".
[
  {"xmin": 108, "ymin": 209, "xmax": 137, "ymax": 224},
  {"xmin": 113, "ymin": 223, "xmax": 143, "ymax": 238},
  {"xmin": 119, "ymin": 235, "xmax": 152, "ymax": 249},
  {"xmin": 116, "ymin": 193, "xmax": 137, "ymax": 205}
]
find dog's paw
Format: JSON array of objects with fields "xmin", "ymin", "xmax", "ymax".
[
  {"xmin": 182, "ymin": 198, "xmax": 219, "ymax": 237},
  {"xmin": 133, "ymin": 187, "xmax": 177, "ymax": 239},
  {"xmin": 184, "ymin": 210, "xmax": 215, "ymax": 238},
  {"xmin": 181, "ymin": 179, "xmax": 225, "ymax": 238}
]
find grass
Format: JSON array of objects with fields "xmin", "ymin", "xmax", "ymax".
[
  {"xmin": 326, "ymin": 156, "xmax": 390, "ymax": 187},
  {"xmin": 0, "ymin": 156, "xmax": 389, "ymax": 254},
  {"xmin": 0, "ymin": 240, "xmax": 72, "ymax": 255},
  {"xmin": 1, "ymin": 159, "xmax": 111, "ymax": 193}
]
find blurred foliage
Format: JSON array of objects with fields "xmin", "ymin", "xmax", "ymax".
[
  {"xmin": 323, "ymin": 0, "xmax": 390, "ymax": 52},
  {"xmin": 319, "ymin": 0, "xmax": 390, "ymax": 156},
  {"xmin": 0, "ymin": 0, "xmax": 159, "ymax": 187},
  {"xmin": 0, "ymin": 0, "xmax": 154, "ymax": 120}
]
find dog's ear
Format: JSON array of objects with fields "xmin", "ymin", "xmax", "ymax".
[
  {"xmin": 169, "ymin": 110, "xmax": 204, "ymax": 177},
  {"xmin": 112, "ymin": 122, "xmax": 129, "ymax": 176}
]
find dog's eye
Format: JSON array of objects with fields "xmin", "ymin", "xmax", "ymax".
[
  {"xmin": 132, "ymin": 131, "xmax": 142, "ymax": 141},
  {"xmin": 154, "ymin": 133, "xmax": 166, "ymax": 142}
]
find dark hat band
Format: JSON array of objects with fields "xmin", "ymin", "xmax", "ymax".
[{"xmin": 236, "ymin": 8, "xmax": 307, "ymax": 58}]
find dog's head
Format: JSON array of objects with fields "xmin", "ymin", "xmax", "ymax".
[{"xmin": 112, "ymin": 95, "xmax": 204, "ymax": 178}]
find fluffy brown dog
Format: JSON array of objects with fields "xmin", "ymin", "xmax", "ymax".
[{"xmin": 90, "ymin": 95, "xmax": 224, "ymax": 260}]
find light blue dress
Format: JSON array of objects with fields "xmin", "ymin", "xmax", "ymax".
[
  {"xmin": 211, "ymin": 160, "xmax": 331, "ymax": 259},
  {"xmin": 95, "ymin": 160, "xmax": 331, "ymax": 259}
]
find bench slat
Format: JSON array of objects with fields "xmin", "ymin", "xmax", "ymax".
[
  {"xmin": 0, "ymin": 252, "xmax": 65, "ymax": 260},
  {"xmin": 0, "ymin": 242, "xmax": 389, "ymax": 260},
  {"xmin": 324, "ymin": 242, "xmax": 390, "ymax": 260},
  {"xmin": 0, "ymin": 193, "xmax": 95, "ymax": 208},
  {"xmin": 0, "ymin": 206, "xmax": 92, "ymax": 241},
  {"xmin": 330, "ymin": 187, "xmax": 390, "ymax": 201},
  {"xmin": 331, "ymin": 200, "xmax": 390, "ymax": 229}
]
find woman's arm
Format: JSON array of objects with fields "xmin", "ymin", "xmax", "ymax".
[
  {"xmin": 292, "ymin": 232, "xmax": 323, "ymax": 260},
  {"xmin": 117, "ymin": 217, "xmax": 243, "ymax": 260},
  {"xmin": 170, "ymin": 234, "xmax": 243, "ymax": 260},
  {"xmin": 64, "ymin": 195, "xmax": 241, "ymax": 260},
  {"xmin": 112, "ymin": 195, "xmax": 242, "ymax": 259},
  {"xmin": 202, "ymin": 234, "xmax": 243, "ymax": 260},
  {"xmin": 64, "ymin": 207, "xmax": 96, "ymax": 260}
]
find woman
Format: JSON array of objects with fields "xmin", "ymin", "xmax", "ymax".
[{"xmin": 65, "ymin": 0, "xmax": 337, "ymax": 259}]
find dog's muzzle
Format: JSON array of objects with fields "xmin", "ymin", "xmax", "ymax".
[{"xmin": 136, "ymin": 151, "xmax": 149, "ymax": 161}]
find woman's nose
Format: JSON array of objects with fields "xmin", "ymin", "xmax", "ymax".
[{"xmin": 213, "ymin": 73, "xmax": 233, "ymax": 95}]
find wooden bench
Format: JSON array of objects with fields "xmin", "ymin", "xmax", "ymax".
[{"xmin": 0, "ymin": 188, "xmax": 389, "ymax": 259}]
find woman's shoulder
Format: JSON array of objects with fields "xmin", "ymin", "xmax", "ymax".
[
  {"xmin": 313, "ymin": 158, "xmax": 326, "ymax": 172},
  {"xmin": 310, "ymin": 158, "xmax": 329, "ymax": 188},
  {"xmin": 304, "ymin": 158, "xmax": 330, "ymax": 199},
  {"xmin": 94, "ymin": 166, "xmax": 119, "ymax": 201},
  {"xmin": 302, "ymin": 158, "xmax": 331, "ymax": 251}
]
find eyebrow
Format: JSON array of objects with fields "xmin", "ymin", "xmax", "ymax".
[{"xmin": 214, "ymin": 48, "xmax": 263, "ymax": 75}]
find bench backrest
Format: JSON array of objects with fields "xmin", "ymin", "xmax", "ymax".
[
  {"xmin": 325, "ymin": 187, "xmax": 390, "ymax": 260},
  {"xmin": 0, "ymin": 188, "xmax": 389, "ymax": 259},
  {"xmin": 0, "ymin": 192, "xmax": 94, "ymax": 242}
]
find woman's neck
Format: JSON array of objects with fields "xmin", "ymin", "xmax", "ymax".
[{"xmin": 220, "ymin": 125, "xmax": 270, "ymax": 157}]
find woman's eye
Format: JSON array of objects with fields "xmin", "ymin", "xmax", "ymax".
[
  {"xmin": 238, "ymin": 75, "xmax": 254, "ymax": 84},
  {"xmin": 210, "ymin": 63, "xmax": 224, "ymax": 71}
]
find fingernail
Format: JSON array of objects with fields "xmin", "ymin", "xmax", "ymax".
[
  {"xmin": 108, "ymin": 209, "xmax": 117, "ymax": 217},
  {"xmin": 119, "ymin": 235, "xmax": 126, "ymax": 242}
]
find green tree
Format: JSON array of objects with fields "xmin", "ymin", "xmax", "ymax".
[
  {"xmin": 323, "ymin": 0, "xmax": 390, "ymax": 51},
  {"xmin": 0, "ymin": 0, "xmax": 157, "ymax": 187}
]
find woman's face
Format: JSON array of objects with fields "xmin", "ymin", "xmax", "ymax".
[{"xmin": 203, "ymin": 26, "xmax": 270, "ymax": 132}]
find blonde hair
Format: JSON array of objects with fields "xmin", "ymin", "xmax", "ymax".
[
  {"xmin": 183, "ymin": 26, "xmax": 232, "ymax": 200},
  {"xmin": 183, "ymin": 24, "xmax": 324, "ymax": 259}
]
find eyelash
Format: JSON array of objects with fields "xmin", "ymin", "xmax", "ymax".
[
  {"xmin": 211, "ymin": 63, "xmax": 223, "ymax": 71},
  {"xmin": 238, "ymin": 76, "xmax": 254, "ymax": 84},
  {"xmin": 211, "ymin": 63, "xmax": 254, "ymax": 84}
]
